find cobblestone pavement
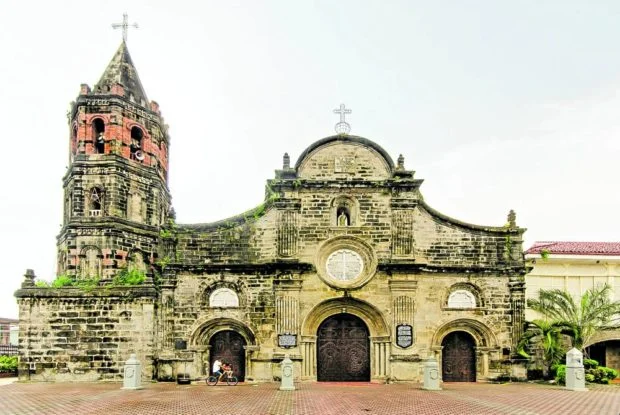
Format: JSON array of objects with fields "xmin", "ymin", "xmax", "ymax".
[{"xmin": 1, "ymin": 379, "xmax": 619, "ymax": 415}]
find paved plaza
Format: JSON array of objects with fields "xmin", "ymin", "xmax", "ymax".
[{"xmin": 0, "ymin": 378, "xmax": 619, "ymax": 415}]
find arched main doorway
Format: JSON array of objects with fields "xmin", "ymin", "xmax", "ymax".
[
  {"xmin": 209, "ymin": 330, "xmax": 246, "ymax": 381},
  {"xmin": 442, "ymin": 331, "xmax": 476, "ymax": 382},
  {"xmin": 317, "ymin": 313, "xmax": 370, "ymax": 381}
]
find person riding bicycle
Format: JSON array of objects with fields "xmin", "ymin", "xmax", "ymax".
[
  {"xmin": 212, "ymin": 359, "xmax": 223, "ymax": 380},
  {"xmin": 221, "ymin": 362, "xmax": 233, "ymax": 379}
]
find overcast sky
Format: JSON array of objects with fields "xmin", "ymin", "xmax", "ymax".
[{"xmin": 1, "ymin": 1, "xmax": 619, "ymax": 319}]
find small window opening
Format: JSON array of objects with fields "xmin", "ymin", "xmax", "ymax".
[
  {"xmin": 130, "ymin": 127, "xmax": 144, "ymax": 161},
  {"xmin": 88, "ymin": 188, "xmax": 103, "ymax": 217},
  {"xmin": 93, "ymin": 119, "xmax": 105, "ymax": 154},
  {"xmin": 337, "ymin": 207, "xmax": 350, "ymax": 227}
]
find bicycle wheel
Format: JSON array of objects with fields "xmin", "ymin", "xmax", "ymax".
[
  {"xmin": 206, "ymin": 376, "xmax": 218, "ymax": 386},
  {"xmin": 226, "ymin": 376, "xmax": 238, "ymax": 386}
]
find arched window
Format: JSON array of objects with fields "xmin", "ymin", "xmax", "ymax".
[
  {"xmin": 130, "ymin": 126, "xmax": 144, "ymax": 161},
  {"xmin": 88, "ymin": 187, "xmax": 104, "ymax": 217},
  {"xmin": 92, "ymin": 119, "xmax": 105, "ymax": 154},
  {"xmin": 209, "ymin": 288, "xmax": 239, "ymax": 307},
  {"xmin": 447, "ymin": 290, "xmax": 477, "ymax": 308}
]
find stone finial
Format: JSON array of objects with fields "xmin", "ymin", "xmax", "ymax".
[
  {"xmin": 80, "ymin": 84, "xmax": 91, "ymax": 95},
  {"xmin": 168, "ymin": 207, "xmax": 176, "ymax": 220},
  {"xmin": 22, "ymin": 269, "xmax": 36, "ymax": 288},
  {"xmin": 507, "ymin": 210, "xmax": 516, "ymax": 228},
  {"xmin": 283, "ymin": 153, "xmax": 290, "ymax": 169},
  {"xmin": 397, "ymin": 154, "xmax": 405, "ymax": 170}
]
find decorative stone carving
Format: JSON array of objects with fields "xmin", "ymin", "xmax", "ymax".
[
  {"xmin": 392, "ymin": 210, "xmax": 413, "ymax": 255},
  {"xmin": 277, "ymin": 211, "xmax": 298, "ymax": 257}
]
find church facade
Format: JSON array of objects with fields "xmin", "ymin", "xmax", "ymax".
[{"xmin": 15, "ymin": 42, "xmax": 527, "ymax": 383}]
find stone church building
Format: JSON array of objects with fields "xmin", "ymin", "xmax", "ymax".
[{"xmin": 16, "ymin": 42, "xmax": 527, "ymax": 383}]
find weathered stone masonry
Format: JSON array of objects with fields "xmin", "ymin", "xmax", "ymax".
[{"xmin": 16, "ymin": 42, "xmax": 527, "ymax": 383}]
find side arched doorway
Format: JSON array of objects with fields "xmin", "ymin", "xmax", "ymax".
[
  {"xmin": 209, "ymin": 330, "xmax": 246, "ymax": 381},
  {"xmin": 442, "ymin": 331, "xmax": 476, "ymax": 382},
  {"xmin": 586, "ymin": 340, "xmax": 620, "ymax": 372},
  {"xmin": 317, "ymin": 313, "xmax": 370, "ymax": 381}
]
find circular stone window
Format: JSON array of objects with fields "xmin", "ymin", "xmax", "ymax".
[
  {"xmin": 316, "ymin": 236, "xmax": 377, "ymax": 290},
  {"xmin": 326, "ymin": 249, "xmax": 364, "ymax": 281}
]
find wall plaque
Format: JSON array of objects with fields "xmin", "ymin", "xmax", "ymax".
[
  {"xmin": 334, "ymin": 157, "xmax": 355, "ymax": 173},
  {"xmin": 396, "ymin": 324, "xmax": 413, "ymax": 348},
  {"xmin": 278, "ymin": 333, "xmax": 297, "ymax": 348}
]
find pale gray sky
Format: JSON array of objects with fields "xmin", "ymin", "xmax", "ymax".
[{"xmin": 1, "ymin": 1, "xmax": 619, "ymax": 318}]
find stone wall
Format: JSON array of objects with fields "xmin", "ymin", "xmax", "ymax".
[{"xmin": 15, "ymin": 288, "xmax": 156, "ymax": 382}]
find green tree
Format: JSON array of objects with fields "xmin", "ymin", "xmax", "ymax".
[
  {"xmin": 527, "ymin": 283, "xmax": 620, "ymax": 350},
  {"xmin": 517, "ymin": 319, "xmax": 567, "ymax": 375}
]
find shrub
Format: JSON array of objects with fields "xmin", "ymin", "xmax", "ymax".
[
  {"xmin": 74, "ymin": 276, "xmax": 100, "ymax": 291},
  {"xmin": 555, "ymin": 360, "xmax": 617, "ymax": 385},
  {"xmin": 113, "ymin": 268, "xmax": 146, "ymax": 286},
  {"xmin": 35, "ymin": 275, "xmax": 74, "ymax": 288},
  {"xmin": 52, "ymin": 275, "xmax": 74, "ymax": 287},
  {"xmin": 554, "ymin": 364, "xmax": 566, "ymax": 384},
  {"xmin": 587, "ymin": 366, "xmax": 618, "ymax": 384},
  {"xmin": 604, "ymin": 367, "xmax": 618, "ymax": 380},
  {"xmin": 583, "ymin": 359, "xmax": 599, "ymax": 369},
  {"xmin": 0, "ymin": 356, "xmax": 18, "ymax": 372}
]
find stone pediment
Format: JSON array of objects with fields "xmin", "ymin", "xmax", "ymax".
[{"xmin": 296, "ymin": 135, "xmax": 394, "ymax": 180}]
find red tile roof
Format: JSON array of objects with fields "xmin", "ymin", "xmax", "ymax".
[{"xmin": 525, "ymin": 241, "xmax": 620, "ymax": 256}]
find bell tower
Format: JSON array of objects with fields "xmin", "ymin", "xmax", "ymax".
[{"xmin": 58, "ymin": 41, "xmax": 172, "ymax": 282}]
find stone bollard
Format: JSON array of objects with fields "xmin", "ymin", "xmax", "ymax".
[
  {"xmin": 422, "ymin": 358, "xmax": 442, "ymax": 390},
  {"xmin": 565, "ymin": 348, "xmax": 588, "ymax": 392},
  {"xmin": 122, "ymin": 353, "xmax": 143, "ymax": 390},
  {"xmin": 279, "ymin": 354, "xmax": 295, "ymax": 391}
]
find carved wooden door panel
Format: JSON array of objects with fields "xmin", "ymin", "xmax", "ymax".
[
  {"xmin": 441, "ymin": 331, "xmax": 476, "ymax": 382},
  {"xmin": 317, "ymin": 314, "xmax": 370, "ymax": 381},
  {"xmin": 209, "ymin": 330, "xmax": 246, "ymax": 381}
]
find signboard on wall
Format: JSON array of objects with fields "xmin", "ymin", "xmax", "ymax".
[{"xmin": 396, "ymin": 324, "xmax": 413, "ymax": 348}]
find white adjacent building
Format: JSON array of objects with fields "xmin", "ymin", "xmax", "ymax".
[{"xmin": 525, "ymin": 241, "xmax": 620, "ymax": 371}]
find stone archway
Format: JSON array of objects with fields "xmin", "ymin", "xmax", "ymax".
[
  {"xmin": 431, "ymin": 318, "xmax": 498, "ymax": 382},
  {"xmin": 585, "ymin": 331, "xmax": 620, "ymax": 372},
  {"xmin": 300, "ymin": 297, "xmax": 390, "ymax": 381},
  {"xmin": 317, "ymin": 313, "xmax": 370, "ymax": 381},
  {"xmin": 189, "ymin": 318, "xmax": 257, "ymax": 380},
  {"xmin": 209, "ymin": 330, "xmax": 246, "ymax": 381},
  {"xmin": 441, "ymin": 331, "xmax": 476, "ymax": 382}
]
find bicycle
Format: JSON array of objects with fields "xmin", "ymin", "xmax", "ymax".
[{"xmin": 206, "ymin": 371, "xmax": 238, "ymax": 386}]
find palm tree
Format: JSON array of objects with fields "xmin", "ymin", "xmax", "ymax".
[
  {"xmin": 517, "ymin": 319, "xmax": 567, "ymax": 376},
  {"xmin": 527, "ymin": 283, "xmax": 620, "ymax": 350}
]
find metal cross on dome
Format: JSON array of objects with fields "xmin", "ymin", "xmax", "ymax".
[
  {"xmin": 112, "ymin": 13, "xmax": 139, "ymax": 43},
  {"xmin": 333, "ymin": 103, "xmax": 352, "ymax": 135}
]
